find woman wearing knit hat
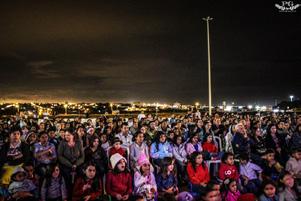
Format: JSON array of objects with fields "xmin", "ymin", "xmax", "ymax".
[
  {"xmin": 106, "ymin": 153, "xmax": 132, "ymax": 201},
  {"xmin": 134, "ymin": 153, "xmax": 157, "ymax": 201}
]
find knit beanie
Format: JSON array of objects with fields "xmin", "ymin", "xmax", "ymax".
[{"xmin": 110, "ymin": 153, "xmax": 127, "ymax": 169}]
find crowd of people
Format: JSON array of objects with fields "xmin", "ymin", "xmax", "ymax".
[{"xmin": 0, "ymin": 111, "xmax": 301, "ymax": 201}]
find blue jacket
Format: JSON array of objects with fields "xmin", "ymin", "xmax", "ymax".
[
  {"xmin": 156, "ymin": 174, "xmax": 177, "ymax": 191},
  {"xmin": 150, "ymin": 142, "xmax": 173, "ymax": 159}
]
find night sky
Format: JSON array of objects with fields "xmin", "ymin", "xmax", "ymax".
[{"xmin": 0, "ymin": 1, "xmax": 300, "ymax": 105}]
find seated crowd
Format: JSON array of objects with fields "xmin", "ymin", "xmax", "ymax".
[{"xmin": 0, "ymin": 111, "xmax": 301, "ymax": 201}]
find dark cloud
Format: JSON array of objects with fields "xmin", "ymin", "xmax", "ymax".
[{"xmin": 0, "ymin": 0, "xmax": 300, "ymax": 104}]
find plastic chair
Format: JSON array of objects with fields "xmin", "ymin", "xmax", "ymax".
[
  {"xmin": 206, "ymin": 159, "xmax": 221, "ymax": 178},
  {"xmin": 214, "ymin": 136, "xmax": 223, "ymax": 152}
]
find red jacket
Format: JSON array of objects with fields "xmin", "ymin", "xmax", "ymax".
[
  {"xmin": 202, "ymin": 142, "xmax": 218, "ymax": 153},
  {"xmin": 106, "ymin": 171, "xmax": 132, "ymax": 198},
  {"xmin": 72, "ymin": 177, "xmax": 102, "ymax": 201},
  {"xmin": 187, "ymin": 162, "xmax": 210, "ymax": 185},
  {"xmin": 218, "ymin": 163, "xmax": 239, "ymax": 181}
]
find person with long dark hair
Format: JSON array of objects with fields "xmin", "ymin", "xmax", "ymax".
[
  {"xmin": 72, "ymin": 162, "xmax": 102, "ymax": 201},
  {"xmin": 84, "ymin": 136, "xmax": 107, "ymax": 178},
  {"xmin": 278, "ymin": 171, "xmax": 300, "ymax": 201},
  {"xmin": 150, "ymin": 132, "xmax": 173, "ymax": 167},
  {"xmin": 187, "ymin": 151, "xmax": 210, "ymax": 197},
  {"xmin": 172, "ymin": 135, "xmax": 188, "ymax": 184},
  {"xmin": 265, "ymin": 124, "xmax": 288, "ymax": 165},
  {"xmin": 185, "ymin": 132, "xmax": 203, "ymax": 156},
  {"xmin": 40, "ymin": 164, "xmax": 67, "ymax": 201},
  {"xmin": 250, "ymin": 127, "xmax": 266, "ymax": 164},
  {"xmin": 156, "ymin": 157, "xmax": 178, "ymax": 197},
  {"xmin": 130, "ymin": 131, "xmax": 149, "ymax": 171}
]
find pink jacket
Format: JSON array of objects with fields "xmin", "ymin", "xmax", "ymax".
[
  {"xmin": 185, "ymin": 143, "xmax": 203, "ymax": 156},
  {"xmin": 224, "ymin": 191, "xmax": 240, "ymax": 201}
]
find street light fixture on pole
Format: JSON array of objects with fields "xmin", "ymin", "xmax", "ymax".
[
  {"xmin": 202, "ymin": 16, "xmax": 213, "ymax": 116},
  {"xmin": 289, "ymin": 95, "xmax": 294, "ymax": 102}
]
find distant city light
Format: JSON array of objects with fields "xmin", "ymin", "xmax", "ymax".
[
  {"xmin": 225, "ymin": 105, "xmax": 232, "ymax": 112},
  {"xmin": 261, "ymin": 106, "xmax": 267, "ymax": 111}
]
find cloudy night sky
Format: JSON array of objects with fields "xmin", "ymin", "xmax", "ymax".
[{"xmin": 0, "ymin": 1, "xmax": 300, "ymax": 105}]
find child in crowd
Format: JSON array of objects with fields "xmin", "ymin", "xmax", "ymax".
[
  {"xmin": 99, "ymin": 133, "xmax": 110, "ymax": 152},
  {"xmin": 186, "ymin": 152, "xmax": 210, "ymax": 196},
  {"xmin": 8, "ymin": 167, "xmax": 37, "ymax": 201},
  {"xmin": 259, "ymin": 180, "xmax": 279, "ymax": 201},
  {"xmin": 130, "ymin": 131, "xmax": 150, "ymax": 171},
  {"xmin": 106, "ymin": 153, "xmax": 132, "ymax": 201},
  {"xmin": 108, "ymin": 137, "xmax": 127, "ymax": 159},
  {"xmin": 218, "ymin": 152, "xmax": 239, "ymax": 181},
  {"xmin": 239, "ymin": 153, "xmax": 262, "ymax": 194},
  {"xmin": 185, "ymin": 133, "xmax": 203, "ymax": 156},
  {"xmin": 22, "ymin": 162, "xmax": 39, "ymax": 187},
  {"xmin": 278, "ymin": 171, "xmax": 300, "ymax": 201},
  {"xmin": 84, "ymin": 136, "xmax": 108, "ymax": 178},
  {"xmin": 199, "ymin": 185, "xmax": 221, "ymax": 201},
  {"xmin": 172, "ymin": 136, "xmax": 188, "ymax": 183},
  {"xmin": 34, "ymin": 131, "xmax": 57, "ymax": 177},
  {"xmin": 134, "ymin": 154, "xmax": 157, "ymax": 201},
  {"xmin": 262, "ymin": 149, "xmax": 283, "ymax": 182},
  {"xmin": 222, "ymin": 179, "xmax": 241, "ymax": 201},
  {"xmin": 285, "ymin": 148, "xmax": 301, "ymax": 183},
  {"xmin": 156, "ymin": 157, "xmax": 179, "ymax": 197},
  {"xmin": 48, "ymin": 129, "xmax": 60, "ymax": 149},
  {"xmin": 72, "ymin": 162, "xmax": 102, "ymax": 201},
  {"xmin": 202, "ymin": 134, "xmax": 218, "ymax": 156},
  {"xmin": 150, "ymin": 132, "xmax": 173, "ymax": 167},
  {"xmin": 40, "ymin": 164, "xmax": 67, "ymax": 201}
]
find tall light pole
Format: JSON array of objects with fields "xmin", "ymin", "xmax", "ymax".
[
  {"xmin": 289, "ymin": 95, "xmax": 294, "ymax": 102},
  {"xmin": 202, "ymin": 16, "xmax": 213, "ymax": 116},
  {"xmin": 64, "ymin": 103, "xmax": 68, "ymax": 115}
]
